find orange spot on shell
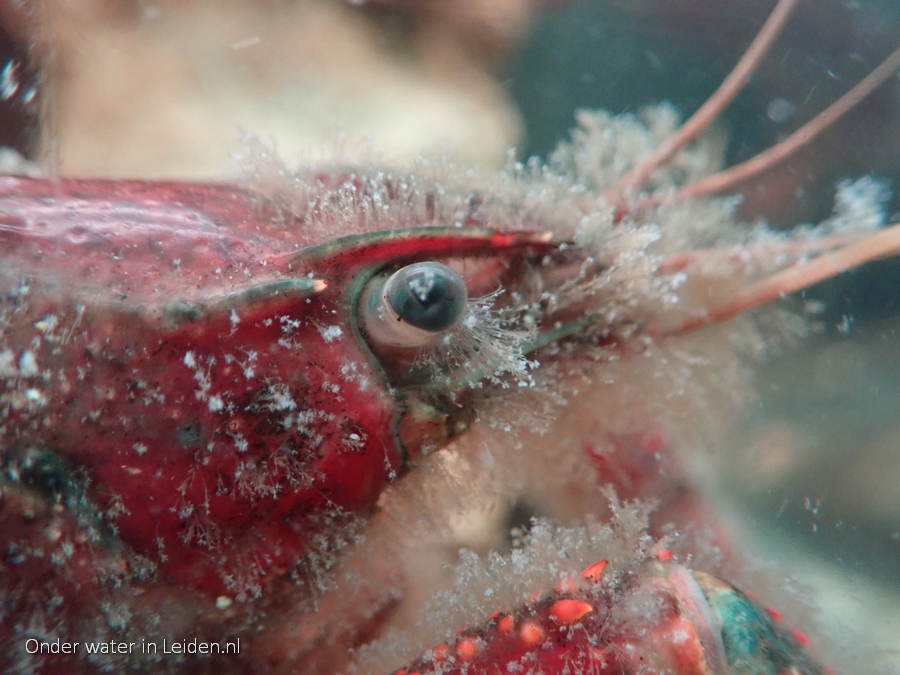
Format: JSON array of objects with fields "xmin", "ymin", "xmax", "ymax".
[
  {"xmin": 519, "ymin": 621, "xmax": 546, "ymax": 647},
  {"xmin": 433, "ymin": 643, "xmax": 450, "ymax": 661},
  {"xmin": 791, "ymin": 629, "xmax": 810, "ymax": 647},
  {"xmin": 581, "ymin": 559, "xmax": 608, "ymax": 582},
  {"xmin": 766, "ymin": 607, "xmax": 782, "ymax": 622},
  {"xmin": 654, "ymin": 549, "xmax": 674, "ymax": 562},
  {"xmin": 497, "ymin": 615, "xmax": 515, "ymax": 635},
  {"xmin": 455, "ymin": 637, "xmax": 480, "ymax": 661},
  {"xmin": 549, "ymin": 599, "xmax": 594, "ymax": 624}
]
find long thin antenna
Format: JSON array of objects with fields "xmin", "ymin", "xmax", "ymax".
[
  {"xmin": 606, "ymin": 0, "xmax": 801, "ymax": 205},
  {"xmin": 665, "ymin": 221, "xmax": 900, "ymax": 334},
  {"xmin": 673, "ymin": 44, "xmax": 900, "ymax": 201}
]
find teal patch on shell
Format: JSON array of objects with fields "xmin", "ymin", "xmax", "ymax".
[{"xmin": 693, "ymin": 572, "xmax": 827, "ymax": 675}]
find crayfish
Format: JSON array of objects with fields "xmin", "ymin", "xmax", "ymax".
[{"xmin": 1, "ymin": 0, "xmax": 899, "ymax": 673}]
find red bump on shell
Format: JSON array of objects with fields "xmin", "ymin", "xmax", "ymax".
[
  {"xmin": 549, "ymin": 599, "xmax": 594, "ymax": 624},
  {"xmin": 519, "ymin": 621, "xmax": 546, "ymax": 647},
  {"xmin": 455, "ymin": 637, "xmax": 480, "ymax": 661},
  {"xmin": 580, "ymin": 559, "xmax": 608, "ymax": 582}
]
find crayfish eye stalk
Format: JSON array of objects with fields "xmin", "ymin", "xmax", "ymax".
[{"xmin": 363, "ymin": 262, "xmax": 469, "ymax": 348}]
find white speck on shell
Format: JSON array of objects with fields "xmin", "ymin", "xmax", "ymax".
[
  {"xmin": 319, "ymin": 325, "xmax": 343, "ymax": 343},
  {"xmin": 18, "ymin": 350, "xmax": 39, "ymax": 377}
]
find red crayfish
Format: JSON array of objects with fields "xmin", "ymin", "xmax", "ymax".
[{"xmin": 2, "ymin": 0, "xmax": 900, "ymax": 673}]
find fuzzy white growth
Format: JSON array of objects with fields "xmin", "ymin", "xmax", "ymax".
[
  {"xmin": 414, "ymin": 290, "xmax": 537, "ymax": 389},
  {"xmin": 339, "ymin": 359, "xmax": 372, "ymax": 392},
  {"xmin": 820, "ymin": 176, "xmax": 891, "ymax": 235},
  {"xmin": 18, "ymin": 350, "xmax": 39, "ymax": 377},
  {"xmin": 258, "ymin": 383, "xmax": 297, "ymax": 412},
  {"xmin": 318, "ymin": 325, "xmax": 343, "ymax": 343},
  {"xmin": 548, "ymin": 105, "xmax": 726, "ymax": 193},
  {"xmin": 353, "ymin": 491, "xmax": 657, "ymax": 672}
]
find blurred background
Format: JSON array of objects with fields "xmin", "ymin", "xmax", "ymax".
[{"xmin": 0, "ymin": 0, "xmax": 897, "ymax": 664}]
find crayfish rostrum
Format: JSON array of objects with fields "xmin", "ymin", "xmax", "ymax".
[{"xmin": 2, "ymin": 1, "xmax": 900, "ymax": 674}]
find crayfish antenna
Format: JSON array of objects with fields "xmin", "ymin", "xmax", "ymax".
[
  {"xmin": 664, "ymin": 220, "xmax": 900, "ymax": 335},
  {"xmin": 605, "ymin": 0, "xmax": 801, "ymax": 206},
  {"xmin": 656, "ymin": 233, "xmax": 871, "ymax": 276},
  {"xmin": 673, "ymin": 44, "xmax": 900, "ymax": 203}
]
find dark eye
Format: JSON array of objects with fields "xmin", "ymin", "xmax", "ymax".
[
  {"xmin": 362, "ymin": 262, "xmax": 468, "ymax": 348},
  {"xmin": 384, "ymin": 262, "xmax": 467, "ymax": 332}
]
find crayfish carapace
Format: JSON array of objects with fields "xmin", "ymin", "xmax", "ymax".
[{"xmin": 1, "ymin": 0, "xmax": 899, "ymax": 673}]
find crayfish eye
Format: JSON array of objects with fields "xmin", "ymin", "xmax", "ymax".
[
  {"xmin": 385, "ymin": 262, "xmax": 467, "ymax": 332},
  {"xmin": 362, "ymin": 261, "xmax": 468, "ymax": 348}
]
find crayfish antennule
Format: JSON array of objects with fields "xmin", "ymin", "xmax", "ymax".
[
  {"xmin": 675, "ymin": 43, "xmax": 900, "ymax": 202},
  {"xmin": 665, "ymin": 220, "xmax": 900, "ymax": 335},
  {"xmin": 606, "ymin": 0, "xmax": 800, "ymax": 202}
]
